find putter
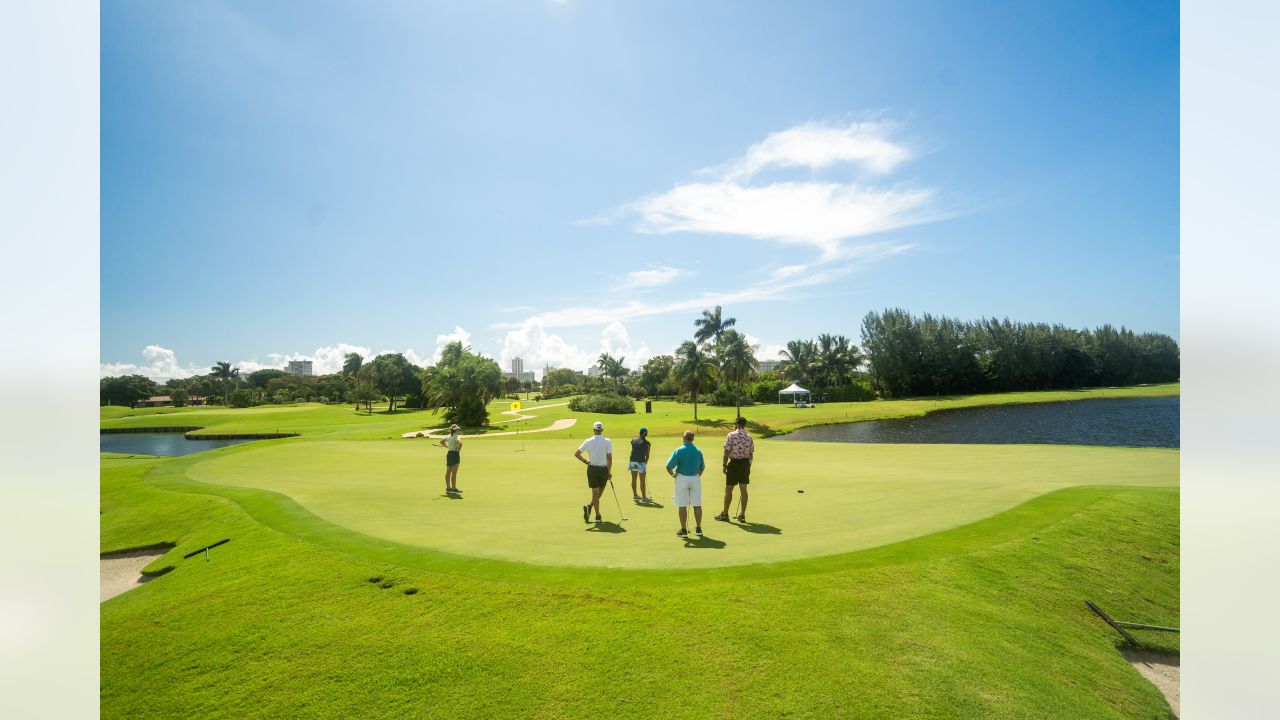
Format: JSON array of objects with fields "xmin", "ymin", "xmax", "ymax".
[{"xmin": 607, "ymin": 478, "xmax": 628, "ymax": 521}]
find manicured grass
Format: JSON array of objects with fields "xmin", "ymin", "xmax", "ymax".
[
  {"xmin": 99, "ymin": 383, "xmax": 1179, "ymax": 441},
  {"xmin": 183, "ymin": 438, "xmax": 1176, "ymax": 569},
  {"xmin": 101, "ymin": 455, "xmax": 1178, "ymax": 719},
  {"xmin": 100, "ymin": 385, "xmax": 1179, "ymax": 718}
]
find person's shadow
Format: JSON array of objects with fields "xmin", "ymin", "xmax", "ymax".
[
  {"xmin": 586, "ymin": 521, "xmax": 626, "ymax": 534},
  {"xmin": 635, "ymin": 499, "xmax": 665, "ymax": 509},
  {"xmin": 682, "ymin": 533, "xmax": 726, "ymax": 549},
  {"xmin": 734, "ymin": 521, "xmax": 781, "ymax": 535}
]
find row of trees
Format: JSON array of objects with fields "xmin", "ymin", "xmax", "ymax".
[
  {"xmin": 860, "ymin": 309, "xmax": 1180, "ymax": 398},
  {"xmin": 102, "ymin": 345, "xmax": 507, "ymax": 426}
]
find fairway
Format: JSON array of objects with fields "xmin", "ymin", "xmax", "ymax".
[{"xmin": 185, "ymin": 437, "xmax": 1178, "ymax": 569}]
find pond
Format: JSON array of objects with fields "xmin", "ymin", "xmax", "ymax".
[
  {"xmin": 100, "ymin": 432, "xmax": 258, "ymax": 456},
  {"xmin": 774, "ymin": 397, "xmax": 1179, "ymax": 448}
]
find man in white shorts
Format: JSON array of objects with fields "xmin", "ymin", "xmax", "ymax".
[{"xmin": 665, "ymin": 429, "xmax": 706, "ymax": 538}]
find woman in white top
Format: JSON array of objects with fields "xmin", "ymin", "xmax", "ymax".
[{"xmin": 437, "ymin": 424, "xmax": 462, "ymax": 495}]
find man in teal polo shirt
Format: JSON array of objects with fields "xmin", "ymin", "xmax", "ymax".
[{"xmin": 665, "ymin": 429, "xmax": 706, "ymax": 538}]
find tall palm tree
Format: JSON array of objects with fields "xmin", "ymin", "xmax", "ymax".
[
  {"xmin": 778, "ymin": 340, "xmax": 818, "ymax": 386},
  {"xmin": 716, "ymin": 329, "xmax": 759, "ymax": 418},
  {"xmin": 210, "ymin": 361, "xmax": 239, "ymax": 405},
  {"xmin": 693, "ymin": 305, "xmax": 736, "ymax": 347},
  {"xmin": 672, "ymin": 341, "xmax": 716, "ymax": 420},
  {"xmin": 597, "ymin": 353, "xmax": 628, "ymax": 393}
]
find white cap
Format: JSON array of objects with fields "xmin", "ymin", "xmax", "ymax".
[
  {"xmin": 449, "ymin": 424, "xmax": 460, "ymax": 431},
  {"xmin": 592, "ymin": 421, "xmax": 604, "ymax": 431}
]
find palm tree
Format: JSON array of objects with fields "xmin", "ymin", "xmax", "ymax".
[
  {"xmin": 778, "ymin": 340, "xmax": 818, "ymax": 386},
  {"xmin": 693, "ymin": 305, "xmax": 736, "ymax": 347},
  {"xmin": 672, "ymin": 340, "xmax": 717, "ymax": 420},
  {"xmin": 598, "ymin": 353, "xmax": 628, "ymax": 393},
  {"xmin": 342, "ymin": 353, "xmax": 363, "ymax": 408},
  {"xmin": 716, "ymin": 329, "xmax": 759, "ymax": 418},
  {"xmin": 210, "ymin": 361, "xmax": 239, "ymax": 405}
]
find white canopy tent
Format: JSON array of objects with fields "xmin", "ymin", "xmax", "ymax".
[{"xmin": 778, "ymin": 383, "xmax": 812, "ymax": 406}]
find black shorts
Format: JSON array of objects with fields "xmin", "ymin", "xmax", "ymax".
[
  {"xmin": 725, "ymin": 458, "xmax": 751, "ymax": 485},
  {"xmin": 446, "ymin": 450, "xmax": 460, "ymax": 466},
  {"xmin": 587, "ymin": 465, "xmax": 609, "ymax": 489}
]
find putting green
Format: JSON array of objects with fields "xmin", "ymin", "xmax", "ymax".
[{"xmin": 185, "ymin": 437, "xmax": 1178, "ymax": 569}]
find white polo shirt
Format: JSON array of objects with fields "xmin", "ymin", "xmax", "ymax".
[{"xmin": 577, "ymin": 434, "xmax": 612, "ymax": 466}]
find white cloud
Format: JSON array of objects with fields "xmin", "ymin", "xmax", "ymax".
[
  {"xmin": 727, "ymin": 120, "xmax": 912, "ymax": 179},
  {"xmin": 500, "ymin": 319, "xmax": 655, "ymax": 376},
  {"xmin": 599, "ymin": 321, "xmax": 652, "ymax": 369},
  {"xmin": 99, "ymin": 345, "xmax": 207, "ymax": 382},
  {"xmin": 614, "ymin": 119, "xmax": 941, "ymax": 259},
  {"xmin": 745, "ymin": 334, "xmax": 786, "ymax": 363},
  {"xmin": 500, "ymin": 318, "xmax": 597, "ymax": 375},
  {"xmin": 433, "ymin": 326, "xmax": 473, "ymax": 362},
  {"xmin": 618, "ymin": 264, "xmax": 691, "ymax": 290}
]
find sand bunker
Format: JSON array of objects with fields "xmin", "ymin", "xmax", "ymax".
[
  {"xmin": 1122, "ymin": 648, "xmax": 1179, "ymax": 718},
  {"xmin": 101, "ymin": 548, "xmax": 168, "ymax": 602}
]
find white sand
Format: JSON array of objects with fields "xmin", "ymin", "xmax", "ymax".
[
  {"xmin": 1122, "ymin": 648, "xmax": 1179, "ymax": 718},
  {"xmin": 100, "ymin": 549, "xmax": 167, "ymax": 602}
]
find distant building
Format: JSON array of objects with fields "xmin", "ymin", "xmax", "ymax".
[
  {"xmin": 586, "ymin": 366, "xmax": 602, "ymax": 377},
  {"xmin": 519, "ymin": 371, "xmax": 536, "ymax": 383},
  {"xmin": 135, "ymin": 395, "xmax": 210, "ymax": 408},
  {"xmin": 286, "ymin": 360, "xmax": 313, "ymax": 376},
  {"xmin": 758, "ymin": 360, "xmax": 781, "ymax": 373},
  {"xmin": 511, "ymin": 357, "xmax": 524, "ymax": 376}
]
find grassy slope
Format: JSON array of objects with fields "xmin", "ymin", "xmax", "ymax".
[
  {"xmin": 181, "ymin": 438, "xmax": 1177, "ymax": 569},
  {"xmin": 101, "ymin": 457, "xmax": 1178, "ymax": 719},
  {"xmin": 99, "ymin": 383, "xmax": 1179, "ymax": 440}
]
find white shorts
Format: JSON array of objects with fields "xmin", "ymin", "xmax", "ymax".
[
  {"xmin": 673, "ymin": 474, "xmax": 702, "ymax": 508},
  {"xmin": 628, "ymin": 461, "xmax": 647, "ymax": 473}
]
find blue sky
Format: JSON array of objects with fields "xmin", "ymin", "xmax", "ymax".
[{"xmin": 101, "ymin": 0, "xmax": 1178, "ymax": 380}]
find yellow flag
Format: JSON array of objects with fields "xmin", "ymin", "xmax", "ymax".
[{"xmin": 510, "ymin": 401, "xmax": 522, "ymax": 411}]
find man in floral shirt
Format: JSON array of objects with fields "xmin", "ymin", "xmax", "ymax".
[{"xmin": 715, "ymin": 415, "xmax": 754, "ymax": 522}]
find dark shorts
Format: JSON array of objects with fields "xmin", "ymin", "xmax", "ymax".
[
  {"xmin": 446, "ymin": 450, "xmax": 460, "ymax": 467},
  {"xmin": 587, "ymin": 465, "xmax": 609, "ymax": 489},
  {"xmin": 726, "ymin": 458, "xmax": 751, "ymax": 485}
]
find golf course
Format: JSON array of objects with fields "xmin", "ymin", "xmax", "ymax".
[{"xmin": 101, "ymin": 385, "xmax": 1179, "ymax": 718}]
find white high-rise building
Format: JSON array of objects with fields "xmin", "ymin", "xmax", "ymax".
[
  {"xmin": 511, "ymin": 357, "xmax": 524, "ymax": 376},
  {"xmin": 286, "ymin": 360, "xmax": 313, "ymax": 376}
]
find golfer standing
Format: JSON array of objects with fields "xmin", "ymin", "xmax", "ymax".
[
  {"xmin": 574, "ymin": 421, "xmax": 612, "ymax": 523},
  {"xmin": 628, "ymin": 427, "xmax": 652, "ymax": 503},
  {"xmin": 666, "ymin": 430, "xmax": 706, "ymax": 537},
  {"xmin": 437, "ymin": 424, "xmax": 462, "ymax": 495},
  {"xmin": 716, "ymin": 416, "xmax": 754, "ymax": 522}
]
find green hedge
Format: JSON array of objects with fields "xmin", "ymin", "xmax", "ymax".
[{"xmin": 568, "ymin": 394, "xmax": 636, "ymax": 414}]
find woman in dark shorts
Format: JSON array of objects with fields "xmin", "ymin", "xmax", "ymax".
[{"xmin": 437, "ymin": 424, "xmax": 463, "ymax": 495}]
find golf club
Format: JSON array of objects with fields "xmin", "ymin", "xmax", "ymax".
[{"xmin": 607, "ymin": 477, "xmax": 628, "ymax": 521}]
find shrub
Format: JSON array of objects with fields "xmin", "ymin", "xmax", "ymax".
[
  {"xmin": 229, "ymin": 388, "xmax": 258, "ymax": 408},
  {"xmin": 750, "ymin": 379, "xmax": 789, "ymax": 403},
  {"xmin": 707, "ymin": 387, "xmax": 754, "ymax": 406},
  {"xmin": 817, "ymin": 379, "xmax": 878, "ymax": 402},
  {"xmin": 568, "ymin": 394, "xmax": 636, "ymax": 414}
]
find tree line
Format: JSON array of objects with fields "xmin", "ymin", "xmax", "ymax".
[{"xmin": 860, "ymin": 308, "xmax": 1179, "ymax": 398}]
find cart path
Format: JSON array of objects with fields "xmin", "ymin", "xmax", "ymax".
[{"xmin": 402, "ymin": 402, "xmax": 575, "ymax": 439}]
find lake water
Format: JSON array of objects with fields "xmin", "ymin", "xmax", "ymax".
[
  {"xmin": 100, "ymin": 432, "xmax": 258, "ymax": 456},
  {"xmin": 774, "ymin": 397, "xmax": 1179, "ymax": 448}
]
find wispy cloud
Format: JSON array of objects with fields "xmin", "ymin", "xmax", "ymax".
[
  {"xmin": 617, "ymin": 264, "xmax": 691, "ymax": 290},
  {"xmin": 493, "ymin": 240, "xmax": 911, "ymax": 331},
  {"xmin": 724, "ymin": 120, "xmax": 912, "ymax": 180}
]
